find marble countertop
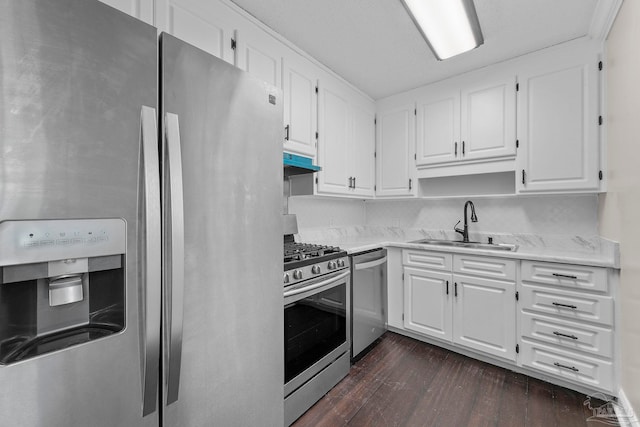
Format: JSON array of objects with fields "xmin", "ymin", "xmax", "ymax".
[{"xmin": 296, "ymin": 226, "xmax": 620, "ymax": 269}]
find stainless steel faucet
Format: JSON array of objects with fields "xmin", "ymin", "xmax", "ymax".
[{"xmin": 454, "ymin": 200, "xmax": 478, "ymax": 243}]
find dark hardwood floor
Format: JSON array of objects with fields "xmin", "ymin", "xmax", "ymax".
[{"xmin": 293, "ymin": 332, "xmax": 604, "ymax": 427}]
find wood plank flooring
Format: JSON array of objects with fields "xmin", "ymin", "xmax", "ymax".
[{"xmin": 293, "ymin": 332, "xmax": 604, "ymax": 427}]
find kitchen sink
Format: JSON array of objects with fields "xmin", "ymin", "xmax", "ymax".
[{"xmin": 410, "ymin": 239, "xmax": 518, "ymax": 252}]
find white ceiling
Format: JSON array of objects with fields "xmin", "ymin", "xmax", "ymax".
[{"xmin": 230, "ymin": 0, "xmax": 602, "ymax": 100}]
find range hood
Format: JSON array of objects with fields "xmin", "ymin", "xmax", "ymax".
[{"xmin": 283, "ymin": 152, "xmax": 321, "ymax": 176}]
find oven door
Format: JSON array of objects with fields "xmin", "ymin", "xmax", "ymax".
[{"xmin": 284, "ymin": 270, "xmax": 350, "ymax": 397}]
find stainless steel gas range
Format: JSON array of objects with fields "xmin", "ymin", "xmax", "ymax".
[{"xmin": 283, "ymin": 216, "xmax": 351, "ymax": 426}]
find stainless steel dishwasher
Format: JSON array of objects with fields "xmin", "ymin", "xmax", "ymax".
[{"xmin": 350, "ymin": 248, "xmax": 387, "ymax": 360}]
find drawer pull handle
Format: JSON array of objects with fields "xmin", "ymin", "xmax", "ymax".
[
  {"xmin": 554, "ymin": 362, "xmax": 579, "ymax": 372},
  {"xmin": 553, "ymin": 331, "xmax": 578, "ymax": 340},
  {"xmin": 552, "ymin": 302, "xmax": 578, "ymax": 309},
  {"xmin": 552, "ymin": 273, "xmax": 578, "ymax": 280}
]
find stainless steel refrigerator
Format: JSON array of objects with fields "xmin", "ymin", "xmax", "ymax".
[{"xmin": 0, "ymin": 1, "xmax": 284, "ymax": 426}]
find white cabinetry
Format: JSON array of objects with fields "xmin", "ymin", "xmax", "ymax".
[
  {"xmin": 282, "ymin": 54, "xmax": 319, "ymax": 158},
  {"xmin": 403, "ymin": 251, "xmax": 453, "ymax": 341},
  {"xmin": 453, "ymin": 255, "xmax": 516, "ymax": 361},
  {"xmin": 235, "ymin": 23, "xmax": 284, "ymax": 88},
  {"xmin": 519, "ymin": 260, "xmax": 614, "ymax": 393},
  {"xmin": 516, "ymin": 47, "xmax": 601, "ymax": 193},
  {"xmin": 156, "ymin": 0, "xmax": 238, "ymax": 63},
  {"xmin": 317, "ymin": 75, "xmax": 375, "ymax": 197},
  {"xmin": 416, "ymin": 88, "xmax": 458, "ymax": 165},
  {"xmin": 375, "ymin": 103, "xmax": 415, "ymax": 197},
  {"xmin": 461, "ymin": 77, "xmax": 517, "ymax": 161},
  {"xmin": 416, "ymin": 75, "xmax": 516, "ymax": 167},
  {"xmin": 402, "ymin": 250, "xmax": 516, "ymax": 362},
  {"xmin": 98, "ymin": 0, "xmax": 154, "ymax": 24}
]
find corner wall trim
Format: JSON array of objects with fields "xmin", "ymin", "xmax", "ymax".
[
  {"xmin": 615, "ymin": 388, "xmax": 640, "ymax": 427},
  {"xmin": 589, "ymin": 0, "xmax": 624, "ymax": 41}
]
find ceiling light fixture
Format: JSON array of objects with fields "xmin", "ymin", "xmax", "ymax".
[{"xmin": 401, "ymin": 0, "xmax": 484, "ymax": 60}]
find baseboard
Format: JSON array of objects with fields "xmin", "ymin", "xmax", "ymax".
[{"xmin": 615, "ymin": 388, "xmax": 640, "ymax": 427}]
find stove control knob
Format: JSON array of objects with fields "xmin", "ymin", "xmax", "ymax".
[
  {"xmin": 337, "ymin": 259, "xmax": 345, "ymax": 268},
  {"xmin": 327, "ymin": 261, "xmax": 337, "ymax": 270},
  {"xmin": 311, "ymin": 265, "xmax": 321, "ymax": 275},
  {"xmin": 283, "ymin": 273, "xmax": 290, "ymax": 284},
  {"xmin": 293, "ymin": 270, "xmax": 303, "ymax": 280}
]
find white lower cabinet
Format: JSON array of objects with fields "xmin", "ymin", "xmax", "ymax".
[
  {"xmin": 519, "ymin": 340, "xmax": 614, "ymax": 392},
  {"xmin": 404, "ymin": 267, "xmax": 452, "ymax": 341},
  {"xmin": 395, "ymin": 249, "xmax": 617, "ymax": 395},
  {"xmin": 452, "ymin": 274, "xmax": 516, "ymax": 361},
  {"xmin": 519, "ymin": 260, "xmax": 614, "ymax": 393},
  {"xmin": 402, "ymin": 250, "xmax": 516, "ymax": 362}
]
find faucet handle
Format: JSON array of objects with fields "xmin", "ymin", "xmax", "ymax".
[{"xmin": 454, "ymin": 220, "xmax": 464, "ymax": 234}]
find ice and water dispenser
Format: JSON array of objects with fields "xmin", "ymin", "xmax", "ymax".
[{"xmin": 0, "ymin": 219, "xmax": 127, "ymax": 364}]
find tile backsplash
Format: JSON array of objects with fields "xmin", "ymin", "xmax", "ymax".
[{"xmin": 289, "ymin": 194, "xmax": 599, "ymax": 237}]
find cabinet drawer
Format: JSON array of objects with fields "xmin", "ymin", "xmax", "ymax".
[
  {"xmin": 520, "ymin": 339, "xmax": 614, "ymax": 393},
  {"xmin": 520, "ymin": 283, "xmax": 614, "ymax": 326},
  {"xmin": 403, "ymin": 250, "xmax": 452, "ymax": 271},
  {"xmin": 520, "ymin": 312, "xmax": 613, "ymax": 358},
  {"xmin": 521, "ymin": 261, "xmax": 608, "ymax": 293},
  {"xmin": 453, "ymin": 254, "xmax": 516, "ymax": 281}
]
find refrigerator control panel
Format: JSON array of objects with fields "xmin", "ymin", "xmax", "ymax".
[{"xmin": 0, "ymin": 218, "xmax": 126, "ymax": 267}]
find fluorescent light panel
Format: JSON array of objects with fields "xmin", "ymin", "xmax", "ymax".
[{"xmin": 402, "ymin": 0, "xmax": 484, "ymax": 60}]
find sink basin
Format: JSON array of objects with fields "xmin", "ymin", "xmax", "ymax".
[{"xmin": 410, "ymin": 239, "xmax": 518, "ymax": 252}]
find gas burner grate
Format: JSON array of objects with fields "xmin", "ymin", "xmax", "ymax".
[{"xmin": 284, "ymin": 242, "xmax": 342, "ymax": 263}]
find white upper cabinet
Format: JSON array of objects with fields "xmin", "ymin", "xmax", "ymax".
[
  {"xmin": 516, "ymin": 47, "xmax": 601, "ymax": 193},
  {"xmin": 282, "ymin": 53, "xmax": 319, "ymax": 158},
  {"xmin": 350, "ymin": 101, "xmax": 376, "ymax": 196},
  {"xmin": 98, "ymin": 0, "xmax": 154, "ymax": 24},
  {"xmin": 156, "ymin": 0, "xmax": 239, "ymax": 63},
  {"xmin": 317, "ymin": 74, "xmax": 375, "ymax": 197},
  {"xmin": 234, "ymin": 24, "xmax": 284, "ymax": 88},
  {"xmin": 318, "ymin": 79, "xmax": 350, "ymax": 194},
  {"xmin": 416, "ymin": 74, "xmax": 516, "ymax": 167},
  {"xmin": 461, "ymin": 76, "xmax": 517, "ymax": 161},
  {"xmin": 416, "ymin": 88, "xmax": 459, "ymax": 165},
  {"xmin": 375, "ymin": 102, "xmax": 416, "ymax": 197}
]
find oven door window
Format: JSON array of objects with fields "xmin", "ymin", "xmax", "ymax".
[{"xmin": 284, "ymin": 282, "xmax": 347, "ymax": 384}]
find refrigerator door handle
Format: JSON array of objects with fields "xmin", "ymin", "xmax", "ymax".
[
  {"xmin": 164, "ymin": 113, "xmax": 185, "ymax": 406},
  {"xmin": 140, "ymin": 106, "xmax": 161, "ymax": 417}
]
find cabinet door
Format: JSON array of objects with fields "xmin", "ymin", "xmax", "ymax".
[
  {"xmin": 375, "ymin": 104, "xmax": 415, "ymax": 197},
  {"xmin": 282, "ymin": 54, "xmax": 319, "ymax": 158},
  {"xmin": 452, "ymin": 275, "xmax": 516, "ymax": 361},
  {"xmin": 461, "ymin": 76, "xmax": 516, "ymax": 161},
  {"xmin": 416, "ymin": 90, "xmax": 459, "ymax": 166},
  {"xmin": 156, "ymin": 0, "xmax": 237, "ymax": 63},
  {"xmin": 317, "ymin": 79, "xmax": 350, "ymax": 195},
  {"xmin": 350, "ymin": 102, "xmax": 375, "ymax": 197},
  {"xmin": 235, "ymin": 25, "xmax": 283, "ymax": 88},
  {"xmin": 98, "ymin": 0, "xmax": 154, "ymax": 24},
  {"xmin": 517, "ymin": 52, "xmax": 600, "ymax": 193},
  {"xmin": 404, "ymin": 267, "xmax": 452, "ymax": 341}
]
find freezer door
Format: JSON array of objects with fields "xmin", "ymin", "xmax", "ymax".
[
  {"xmin": 0, "ymin": 1, "xmax": 159, "ymax": 426},
  {"xmin": 161, "ymin": 33, "xmax": 284, "ymax": 426}
]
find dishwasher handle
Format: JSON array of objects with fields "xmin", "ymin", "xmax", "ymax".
[{"xmin": 355, "ymin": 256, "xmax": 387, "ymax": 271}]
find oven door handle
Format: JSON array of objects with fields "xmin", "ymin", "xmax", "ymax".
[{"xmin": 284, "ymin": 270, "xmax": 350, "ymax": 299}]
